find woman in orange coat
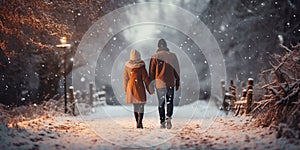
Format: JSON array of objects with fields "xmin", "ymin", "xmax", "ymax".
[{"xmin": 124, "ymin": 49, "xmax": 153, "ymax": 128}]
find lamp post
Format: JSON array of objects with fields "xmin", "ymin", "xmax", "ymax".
[{"xmin": 56, "ymin": 37, "xmax": 71, "ymax": 113}]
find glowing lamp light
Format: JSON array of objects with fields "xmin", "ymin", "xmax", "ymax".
[
  {"xmin": 60, "ymin": 36, "xmax": 67, "ymax": 44},
  {"xmin": 56, "ymin": 36, "xmax": 71, "ymax": 48}
]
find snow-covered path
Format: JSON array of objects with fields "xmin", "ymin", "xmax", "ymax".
[
  {"xmin": 77, "ymin": 100, "xmax": 226, "ymax": 148},
  {"xmin": 1, "ymin": 101, "xmax": 299, "ymax": 149}
]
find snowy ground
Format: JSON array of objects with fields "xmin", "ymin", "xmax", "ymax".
[{"xmin": 1, "ymin": 101, "xmax": 300, "ymax": 150}]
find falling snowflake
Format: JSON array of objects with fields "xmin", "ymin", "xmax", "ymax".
[
  {"xmin": 278, "ymin": 35, "xmax": 284, "ymax": 44},
  {"xmin": 220, "ymin": 25, "xmax": 225, "ymax": 31}
]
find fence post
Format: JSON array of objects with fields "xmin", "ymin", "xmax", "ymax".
[
  {"xmin": 242, "ymin": 89, "xmax": 247, "ymax": 99},
  {"xmin": 223, "ymin": 92, "xmax": 231, "ymax": 113},
  {"xmin": 230, "ymin": 80, "xmax": 237, "ymax": 104},
  {"xmin": 81, "ymin": 90, "xmax": 87, "ymax": 101},
  {"xmin": 247, "ymin": 78, "xmax": 253, "ymax": 91},
  {"xmin": 75, "ymin": 90, "xmax": 81, "ymax": 103},
  {"xmin": 221, "ymin": 80, "xmax": 226, "ymax": 98},
  {"xmin": 69, "ymin": 86, "xmax": 76, "ymax": 116},
  {"xmin": 89, "ymin": 82, "xmax": 94, "ymax": 106},
  {"xmin": 246, "ymin": 78, "xmax": 254, "ymax": 114}
]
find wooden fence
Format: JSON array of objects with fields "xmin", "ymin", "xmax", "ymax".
[
  {"xmin": 65, "ymin": 83, "xmax": 107, "ymax": 115},
  {"xmin": 221, "ymin": 78, "xmax": 254, "ymax": 116}
]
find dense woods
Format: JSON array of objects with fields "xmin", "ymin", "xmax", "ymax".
[
  {"xmin": 0, "ymin": 0, "xmax": 299, "ymax": 110},
  {"xmin": 0, "ymin": 0, "xmax": 134, "ymax": 105}
]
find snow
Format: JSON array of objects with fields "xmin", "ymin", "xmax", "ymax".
[
  {"xmin": 80, "ymin": 77, "xmax": 85, "ymax": 82},
  {"xmin": 1, "ymin": 101, "xmax": 300, "ymax": 149}
]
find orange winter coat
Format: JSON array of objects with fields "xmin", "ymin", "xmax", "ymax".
[
  {"xmin": 149, "ymin": 48, "xmax": 180, "ymax": 89},
  {"xmin": 124, "ymin": 60, "xmax": 152, "ymax": 104}
]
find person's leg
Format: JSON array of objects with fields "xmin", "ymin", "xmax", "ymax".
[
  {"xmin": 133, "ymin": 104, "xmax": 139, "ymax": 128},
  {"xmin": 166, "ymin": 87, "xmax": 174, "ymax": 118},
  {"xmin": 166, "ymin": 87, "xmax": 174, "ymax": 129},
  {"xmin": 138, "ymin": 104, "xmax": 144, "ymax": 129},
  {"xmin": 156, "ymin": 88, "xmax": 167, "ymax": 128}
]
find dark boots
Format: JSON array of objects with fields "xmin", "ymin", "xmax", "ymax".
[
  {"xmin": 133, "ymin": 104, "xmax": 145, "ymax": 129},
  {"xmin": 134, "ymin": 112, "xmax": 144, "ymax": 129},
  {"xmin": 138, "ymin": 113, "xmax": 144, "ymax": 128},
  {"xmin": 134, "ymin": 112, "xmax": 139, "ymax": 128}
]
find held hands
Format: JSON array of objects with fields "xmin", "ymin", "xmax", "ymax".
[
  {"xmin": 149, "ymin": 85, "xmax": 155, "ymax": 95},
  {"xmin": 149, "ymin": 89, "xmax": 154, "ymax": 95}
]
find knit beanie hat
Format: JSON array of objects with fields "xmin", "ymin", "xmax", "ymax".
[
  {"xmin": 130, "ymin": 49, "xmax": 141, "ymax": 61},
  {"xmin": 158, "ymin": 38, "xmax": 167, "ymax": 48}
]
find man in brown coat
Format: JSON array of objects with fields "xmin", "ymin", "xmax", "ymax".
[
  {"xmin": 124, "ymin": 49, "xmax": 153, "ymax": 128},
  {"xmin": 149, "ymin": 39, "xmax": 180, "ymax": 129}
]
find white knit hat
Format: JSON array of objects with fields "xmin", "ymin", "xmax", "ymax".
[{"xmin": 130, "ymin": 49, "xmax": 141, "ymax": 61}]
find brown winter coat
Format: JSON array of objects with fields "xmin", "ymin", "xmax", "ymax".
[
  {"xmin": 124, "ymin": 60, "xmax": 152, "ymax": 104},
  {"xmin": 149, "ymin": 48, "xmax": 180, "ymax": 89}
]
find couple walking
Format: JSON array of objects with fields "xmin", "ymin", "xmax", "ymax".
[{"xmin": 124, "ymin": 39, "xmax": 180, "ymax": 129}]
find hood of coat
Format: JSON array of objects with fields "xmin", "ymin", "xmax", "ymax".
[
  {"xmin": 130, "ymin": 49, "xmax": 141, "ymax": 61},
  {"xmin": 158, "ymin": 39, "xmax": 167, "ymax": 48},
  {"xmin": 125, "ymin": 60, "xmax": 145, "ymax": 69}
]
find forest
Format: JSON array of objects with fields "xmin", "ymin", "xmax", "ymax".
[
  {"xmin": 0, "ymin": 0, "xmax": 300, "ymax": 149},
  {"xmin": 1, "ymin": 0, "xmax": 299, "ymax": 105}
]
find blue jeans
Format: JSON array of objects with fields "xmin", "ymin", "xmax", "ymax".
[{"xmin": 156, "ymin": 87, "xmax": 174, "ymax": 123}]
